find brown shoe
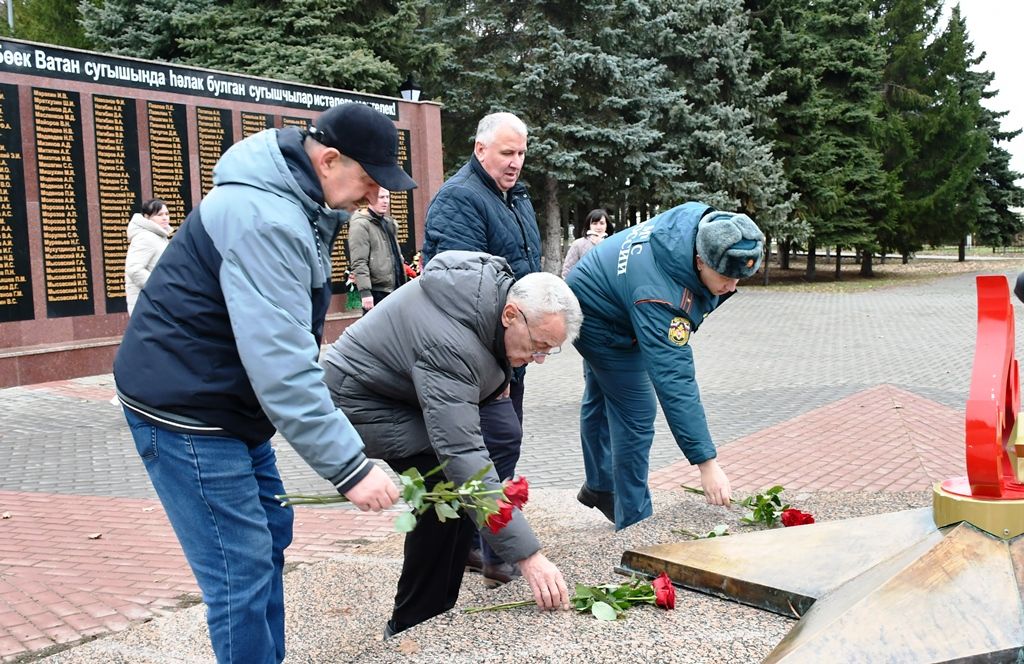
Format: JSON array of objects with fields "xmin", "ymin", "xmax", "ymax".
[
  {"xmin": 465, "ymin": 547, "xmax": 484, "ymax": 574},
  {"xmin": 482, "ymin": 561, "xmax": 521, "ymax": 588}
]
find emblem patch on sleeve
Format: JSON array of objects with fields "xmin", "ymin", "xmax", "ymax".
[{"xmin": 668, "ymin": 316, "xmax": 691, "ymax": 346}]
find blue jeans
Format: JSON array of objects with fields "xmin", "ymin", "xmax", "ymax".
[
  {"xmin": 124, "ymin": 409, "xmax": 293, "ymax": 663},
  {"xmin": 577, "ymin": 346, "xmax": 657, "ymax": 530}
]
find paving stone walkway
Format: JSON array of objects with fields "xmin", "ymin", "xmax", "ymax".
[{"xmin": 1, "ymin": 267, "xmax": 1021, "ymax": 662}]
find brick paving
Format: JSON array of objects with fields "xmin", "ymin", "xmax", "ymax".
[
  {"xmin": 1, "ymin": 267, "xmax": 1021, "ymax": 661},
  {"xmin": 0, "ymin": 492, "xmax": 394, "ymax": 662}
]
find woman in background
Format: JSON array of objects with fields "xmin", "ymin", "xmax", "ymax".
[
  {"xmin": 124, "ymin": 198, "xmax": 171, "ymax": 315},
  {"xmin": 562, "ymin": 208, "xmax": 612, "ymax": 278}
]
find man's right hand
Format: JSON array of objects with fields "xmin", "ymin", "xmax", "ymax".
[
  {"xmin": 361, "ymin": 295, "xmax": 374, "ymax": 310},
  {"xmin": 517, "ymin": 551, "xmax": 570, "ymax": 611},
  {"xmin": 342, "ymin": 465, "xmax": 398, "ymax": 511}
]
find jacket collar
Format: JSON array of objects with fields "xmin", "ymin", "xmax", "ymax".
[
  {"xmin": 277, "ymin": 128, "xmax": 325, "ymax": 205},
  {"xmin": 469, "ymin": 154, "xmax": 525, "ymax": 199}
]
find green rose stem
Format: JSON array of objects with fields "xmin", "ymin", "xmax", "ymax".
[
  {"xmin": 463, "ymin": 600, "xmax": 535, "ymax": 614},
  {"xmin": 277, "ymin": 488, "xmax": 506, "ymax": 508},
  {"xmin": 679, "ymin": 485, "xmax": 742, "ymax": 505},
  {"xmin": 463, "ymin": 593, "xmax": 660, "ymax": 615}
]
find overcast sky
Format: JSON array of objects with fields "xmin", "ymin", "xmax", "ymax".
[{"xmin": 953, "ymin": 0, "xmax": 1023, "ymax": 183}]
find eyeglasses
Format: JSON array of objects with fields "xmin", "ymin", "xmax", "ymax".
[{"xmin": 519, "ymin": 310, "xmax": 561, "ymax": 359}]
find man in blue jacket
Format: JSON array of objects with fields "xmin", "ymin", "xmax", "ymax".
[
  {"xmin": 422, "ymin": 112, "xmax": 541, "ymax": 585},
  {"xmin": 113, "ymin": 103, "xmax": 413, "ymax": 664},
  {"xmin": 566, "ymin": 202, "xmax": 765, "ymax": 530}
]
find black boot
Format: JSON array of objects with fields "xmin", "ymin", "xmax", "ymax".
[{"xmin": 577, "ymin": 484, "xmax": 615, "ymax": 523}]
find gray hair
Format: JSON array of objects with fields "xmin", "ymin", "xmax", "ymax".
[
  {"xmin": 476, "ymin": 112, "xmax": 528, "ymax": 146},
  {"xmin": 507, "ymin": 272, "xmax": 583, "ymax": 342}
]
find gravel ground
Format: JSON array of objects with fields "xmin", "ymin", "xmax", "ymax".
[{"xmin": 38, "ymin": 487, "xmax": 932, "ymax": 664}]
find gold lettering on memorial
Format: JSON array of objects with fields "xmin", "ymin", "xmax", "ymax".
[
  {"xmin": 94, "ymin": 95, "xmax": 137, "ymax": 300},
  {"xmin": 147, "ymin": 101, "xmax": 189, "ymax": 225},
  {"xmin": 196, "ymin": 107, "xmax": 229, "ymax": 196},
  {"xmin": 32, "ymin": 88, "xmax": 91, "ymax": 306},
  {"xmin": 240, "ymin": 112, "xmax": 271, "ymax": 138},
  {"xmin": 390, "ymin": 130, "xmax": 413, "ymax": 249}
]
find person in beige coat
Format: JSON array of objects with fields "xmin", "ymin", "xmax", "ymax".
[
  {"xmin": 124, "ymin": 198, "xmax": 171, "ymax": 315},
  {"xmin": 347, "ymin": 188, "xmax": 406, "ymax": 314}
]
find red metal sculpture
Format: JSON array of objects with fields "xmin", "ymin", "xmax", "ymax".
[{"xmin": 941, "ymin": 275, "xmax": 1024, "ymax": 500}]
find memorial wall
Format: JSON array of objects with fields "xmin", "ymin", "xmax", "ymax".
[{"xmin": 0, "ymin": 38, "xmax": 443, "ymax": 386}]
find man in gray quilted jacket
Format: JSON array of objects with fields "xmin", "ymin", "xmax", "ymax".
[{"xmin": 321, "ymin": 250, "xmax": 582, "ymax": 636}]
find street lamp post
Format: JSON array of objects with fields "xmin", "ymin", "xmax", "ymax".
[{"xmin": 399, "ymin": 74, "xmax": 421, "ymax": 102}]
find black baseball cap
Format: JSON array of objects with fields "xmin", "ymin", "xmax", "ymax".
[{"xmin": 307, "ymin": 103, "xmax": 418, "ymax": 191}]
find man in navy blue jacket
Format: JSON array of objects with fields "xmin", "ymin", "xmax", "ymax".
[{"xmin": 422, "ymin": 112, "xmax": 541, "ymax": 585}]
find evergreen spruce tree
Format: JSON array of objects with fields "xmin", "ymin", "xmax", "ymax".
[
  {"xmin": 426, "ymin": 0, "xmax": 678, "ymax": 273},
  {"xmin": 912, "ymin": 6, "xmax": 988, "ymax": 259},
  {"xmin": 974, "ymin": 105, "xmax": 1024, "ymax": 248},
  {"xmin": 799, "ymin": 0, "xmax": 892, "ymax": 280},
  {"xmin": 3, "ymin": 0, "xmax": 92, "ymax": 48},
  {"xmin": 872, "ymin": 0, "xmax": 942, "ymax": 264},
  {"xmin": 82, "ymin": 0, "xmax": 447, "ymax": 95},
  {"xmin": 744, "ymin": 0, "xmax": 816, "ymax": 273},
  {"xmin": 644, "ymin": 0, "xmax": 795, "ymax": 276},
  {"xmin": 79, "ymin": 0, "xmax": 208, "ymax": 60}
]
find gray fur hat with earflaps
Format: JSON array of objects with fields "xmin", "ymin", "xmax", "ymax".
[{"xmin": 695, "ymin": 211, "xmax": 765, "ymax": 279}]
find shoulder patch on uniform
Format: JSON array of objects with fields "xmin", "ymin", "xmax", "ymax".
[
  {"xmin": 680, "ymin": 289, "xmax": 693, "ymax": 314},
  {"xmin": 668, "ymin": 316, "xmax": 691, "ymax": 346}
]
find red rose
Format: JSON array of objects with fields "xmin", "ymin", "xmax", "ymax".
[
  {"xmin": 652, "ymin": 572, "xmax": 676, "ymax": 610},
  {"xmin": 503, "ymin": 476, "xmax": 529, "ymax": 509},
  {"xmin": 485, "ymin": 500, "xmax": 515, "ymax": 533},
  {"xmin": 781, "ymin": 508, "xmax": 815, "ymax": 527}
]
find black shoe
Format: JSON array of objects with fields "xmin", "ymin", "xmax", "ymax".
[
  {"xmin": 465, "ymin": 547, "xmax": 484, "ymax": 574},
  {"xmin": 577, "ymin": 484, "xmax": 615, "ymax": 523},
  {"xmin": 383, "ymin": 620, "xmax": 400, "ymax": 640},
  {"xmin": 482, "ymin": 561, "xmax": 521, "ymax": 588}
]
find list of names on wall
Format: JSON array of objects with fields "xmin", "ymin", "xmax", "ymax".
[
  {"xmin": 330, "ymin": 128, "xmax": 415, "ymax": 295},
  {"xmin": 281, "ymin": 116, "xmax": 311, "ymax": 130},
  {"xmin": 94, "ymin": 95, "xmax": 141, "ymax": 313},
  {"xmin": 329, "ymin": 223, "xmax": 352, "ymax": 295},
  {"xmin": 147, "ymin": 101, "xmax": 191, "ymax": 225},
  {"xmin": 196, "ymin": 106, "xmax": 232, "ymax": 196},
  {"xmin": 0, "ymin": 83, "xmax": 33, "ymax": 322},
  {"xmin": 33, "ymin": 88, "xmax": 94, "ymax": 317},
  {"xmin": 391, "ymin": 129, "xmax": 416, "ymax": 260},
  {"xmin": 240, "ymin": 111, "xmax": 273, "ymax": 138}
]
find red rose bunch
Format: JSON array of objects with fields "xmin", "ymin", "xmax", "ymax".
[
  {"xmin": 277, "ymin": 464, "xmax": 527, "ymax": 534},
  {"xmin": 485, "ymin": 476, "xmax": 529, "ymax": 533},
  {"xmin": 781, "ymin": 508, "xmax": 815, "ymax": 527},
  {"xmin": 485, "ymin": 500, "xmax": 515, "ymax": 533},
  {"xmin": 652, "ymin": 572, "xmax": 676, "ymax": 609},
  {"xmin": 466, "ymin": 571, "xmax": 678, "ymax": 620},
  {"xmin": 503, "ymin": 476, "xmax": 529, "ymax": 508}
]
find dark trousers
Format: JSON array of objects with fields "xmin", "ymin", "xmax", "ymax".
[
  {"xmin": 478, "ymin": 378, "xmax": 525, "ymax": 565},
  {"xmin": 386, "ymin": 452, "xmax": 478, "ymax": 633}
]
